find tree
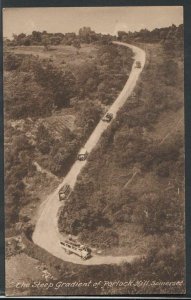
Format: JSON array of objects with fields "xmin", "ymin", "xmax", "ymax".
[
  {"xmin": 33, "ymin": 62, "xmax": 76, "ymax": 108},
  {"xmin": 76, "ymin": 101, "xmax": 102, "ymax": 136},
  {"xmin": 117, "ymin": 31, "xmax": 128, "ymax": 41},
  {"xmin": 79, "ymin": 27, "xmax": 93, "ymax": 43},
  {"xmin": 73, "ymin": 39, "xmax": 81, "ymax": 54},
  {"xmin": 50, "ymin": 36, "xmax": 62, "ymax": 45},
  {"xmin": 155, "ymin": 161, "xmax": 171, "ymax": 177},
  {"xmin": 31, "ymin": 31, "xmax": 42, "ymax": 43},
  {"xmin": 22, "ymin": 37, "xmax": 31, "ymax": 46},
  {"xmin": 42, "ymin": 36, "xmax": 51, "ymax": 50},
  {"xmin": 4, "ymin": 53, "xmax": 22, "ymax": 71},
  {"xmin": 12, "ymin": 134, "xmax": 32, "ymax": 151},
  {"xmin": 132, "ymin": 192, "xmax": 170, "ymax": 234}
]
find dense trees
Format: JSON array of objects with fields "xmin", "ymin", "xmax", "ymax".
[
  {"xmin": 4, "ymin": 54, "xmax": 76, "ymax": 119},
  {"xmin": 59, "ymin": 30, "xmax": 184, "ymax": 284},
  {"xmin": 4, "ymin": 53, "xmax": 23, "ymax": 71},
  {"xmin": 33, "ymin": 61, "xmax": 76, "ymax": 108},
  {"xmin": 4, "ymin": 124, "xmax": 36, "ymax": 227},
  {"xmin": 4, "ymin": 36, "xmax": 134, "ymax": 230},
  {"xmin": 79, "ymin": 27, "xmax": 97, "ymax": 43},
  {"xmin": 5, "ymin": 27, "xmax": 115, "ymax": 48},
  {"xmin": 75, "ymin": 101, "xmax": 102, "ymax": 137},
  {"xmin": 117, "ymin": 24, "xmax": 183, "ymax": 51},
  {"xmin": 4, "ymin": 41, "xmax": 133, "ymax": 120}
]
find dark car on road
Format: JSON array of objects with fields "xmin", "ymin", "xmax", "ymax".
[
  {"xmin": 135, "ymin": 61, "xmax": 141, "ymax": 68},
  {"xmin": 77, "ymin": 148, "xmax": 88, "ymax": 161}
]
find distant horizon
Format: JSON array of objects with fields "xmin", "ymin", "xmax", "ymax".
[
  {"xmin": 3, "ymin": 7, "xmax": 183, "ymax": 39},
  {"xmin": 3, "ymin": 23, "xmax": 184, "ymax": 40}
]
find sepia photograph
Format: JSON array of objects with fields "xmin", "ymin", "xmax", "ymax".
[{"xmin": 3, "ymin": 5, "xmax": 185, "ymax": 296}]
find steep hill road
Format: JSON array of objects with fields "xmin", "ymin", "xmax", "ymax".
[{"xmin": 32, "ymin": 42, "xmax": 146, "ymax": 265}]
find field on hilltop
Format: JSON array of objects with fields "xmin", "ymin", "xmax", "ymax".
[{"xmin": 7, "ymin": 43, "xmax": 99, "ymax": 71}]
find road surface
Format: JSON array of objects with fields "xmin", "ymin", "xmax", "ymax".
[{"xmin": 32, "ymin": 42, "xmax": 146, "ymax": 265}]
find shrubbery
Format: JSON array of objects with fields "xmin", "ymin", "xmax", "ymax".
[
  {"xmin": 5, "ymin": 27, "xmax": 115, "ymax": 48},
  {"xmin": 58, "ymin": 31, "xmax": 184, "ymax": 278},
  {"xmin": 4, "ymin": 37, "xmax": 134, "ymax": 229}
]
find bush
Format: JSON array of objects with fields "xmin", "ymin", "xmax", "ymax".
[
  {"xmin": 79, "ymin": 227, "xmax": 119, "ymax": 249},
  {"xmin": 155, "ymin": 161, "xmax": 170, "ymax": 177},
  {"xmin": 4, "ymin": 53, "xmax": 22, "ymax": 71}
]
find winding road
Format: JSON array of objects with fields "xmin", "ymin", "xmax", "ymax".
[{"xmin": 32, "ymin": 42, "xmax": 146, "ymax": 265}]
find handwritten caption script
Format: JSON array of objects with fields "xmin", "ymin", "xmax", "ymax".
[{"xmin": 14, "ymin": 280, "xmax": 184, "ymax": 290}]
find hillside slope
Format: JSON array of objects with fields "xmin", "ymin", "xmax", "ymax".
[{"xmin": 58, "ymin": 41, "xmax": 184, "ymax": 278}]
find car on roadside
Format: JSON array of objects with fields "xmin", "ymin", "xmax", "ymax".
[
  {"xmin": 135, "ymin": 61, "xmax": 141, "ymax": 68},
  {"xmin": 77, "ymin": 148, "xmax": 88, "ymax": 161},
  {"xmin": 102, "ymin": 112, "xmax": 113, "ymax": 123},
  {"xmin": 58, "ymin": 184, "xmax": 71, "ymax": 201},
  {"xmin": 60, "ymin": 240, "xmax": 92, "ymax": 260}
]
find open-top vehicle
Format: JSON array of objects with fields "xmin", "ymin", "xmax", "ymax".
[
  {"xmin": 58, "ymin": 184, "xmax": 71, "ymax": 201},
  {"xmin": 102, "ymin": 112, "xmax": 113, "ymax": 123},
  {"xmin": 60, "ymin": 240, "xmax": 91, "ymax": 260}
]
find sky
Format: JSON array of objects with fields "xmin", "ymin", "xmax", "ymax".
[{"xmin": 3, "ymin": 6, "xmax": 183, "ymax": 39}]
